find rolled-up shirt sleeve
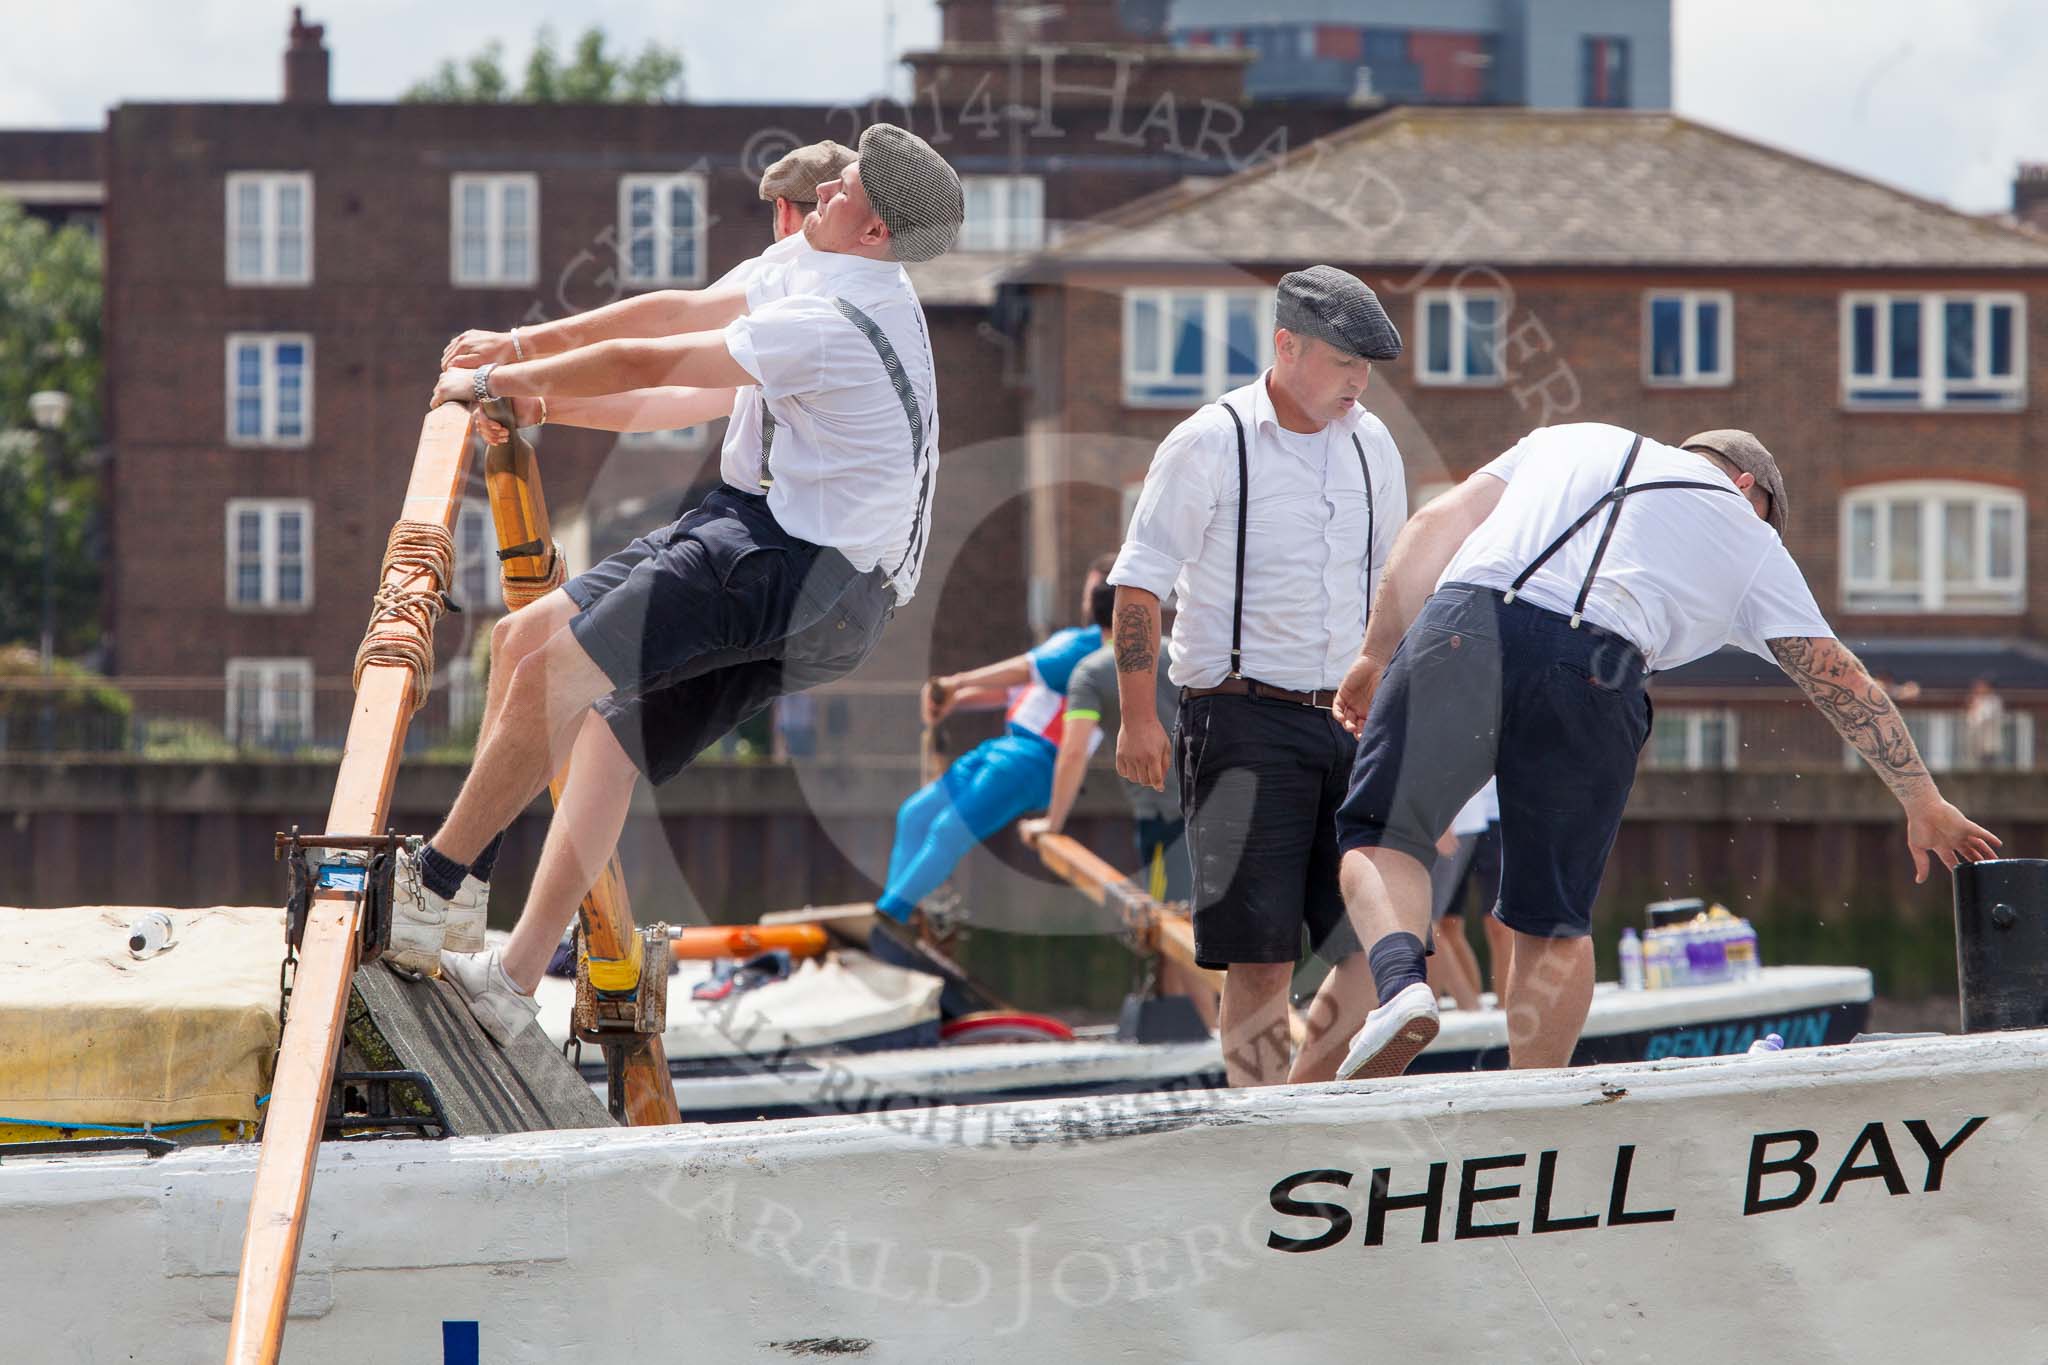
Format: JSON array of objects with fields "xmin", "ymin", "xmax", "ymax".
[
  {"xmin": 721, "ymin": 294, "xmax": 838, "ymax": 399},
  {"xmin": 1109, "ymin": 414, "xmax": 1225, "ymax": 601}
]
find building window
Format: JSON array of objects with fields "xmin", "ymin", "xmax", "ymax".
[
  {"xmin": 454, "ymin": 499, "xmax": 495, "ymax": 613},
  {"xmin": 619, "ymin": 174, "xmax": 706, "ymax": 286},
  {"xmin": 451, "ymin": 174, "xmax": 538, "ymax": 287},
  {"xmin": 226, "ymin": 658, "xmax": 313, "ymax": 748},
  {"xmin": 1644, "ymin": 291, "xmax": 1732, "ymax": 386},
  {"xmin": 1581, "ymin": 36, "xmax": 1631, "ymax": 108},
  {"xmin": 1842, "ymin": 481, "xmax": 2023, "ymax": 614},
  {"xmin": 1846, "ymin": 710, "xmax": 2034, "ymax": 773},
  {"xmin": 226, "ymin": 334, "xmax": 312, "ymax": 446},
  {"xmin": 1842, "ymin": 292, "xmax": 2025, "ymax": 410},
  {"xmin": 225, "ymin": 499, "xmax": 313, "ymax": 610},
  {"xmin": 1123, "ymin": 289, "xmax": 1275, "ymax": 406},
  {"xmin": 1415, "ymin": 289, "xmax": 1504, "ymax": 386},
  {"xmin": 619, "ymin": 425, "xmax": 710, "ymax": 450},
  {"xmin": 225, "ymin": 173, "xmax": 312, "ymax": 285},
  {"xmin": 1646, "ymin": 708, "xmax": 1738, "ymax": 771},
  {"xmin": 960, "ymin": 176, "xmax": 1045, "ymax": 252}
]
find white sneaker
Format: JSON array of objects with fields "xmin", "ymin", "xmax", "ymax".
[
  {"xmin": 443, "ymin": 875, "xmax": 489, "ymax": 954},
  {"xmin": 1336, "ymin": 982, "xmax": 1441, "ymax": 1081},
  {"xmin": 385, "ymin": 838, "xmax": 450, "ymax": 976},
  {"xmin": 439, "ymin": 949, "xmax": 540, "ymax": 1047}
]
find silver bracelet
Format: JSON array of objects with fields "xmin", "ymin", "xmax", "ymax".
[
  {"xmin": 511, "ymin": 327, "xmax": 525, "ymax": 362},
  {"xmin": 473, "ymin": 363, "xmax": 498, "ymax": 403}
]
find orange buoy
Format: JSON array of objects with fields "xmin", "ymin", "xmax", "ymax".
[{"xmin": 670, "ymin": 923, "xmax": 829, "ymax": 961}]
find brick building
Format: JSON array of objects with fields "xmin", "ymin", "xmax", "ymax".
[
  {"xmin": 83, "ymin": 3, "xmax": 1362, "ymax": 749},
  {"xmin": 1015, "ymin": 107, "xmax": 2048, "ymax": 777}
]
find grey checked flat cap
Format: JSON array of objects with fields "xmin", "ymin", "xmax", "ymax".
[
  {"xmin": 759, "ymin": 140, "xmax": 855, "ymax": 205},
  {"xmin": 1682, "ymin": 429, "xmax": 1788, "ymax": 533},
  {"xmin": 857, "ymin": 123, "xmax": 963, "ymax": 264},
  {"xmin": 1275, "ymin": 265, "xmax": 1402, "ymax": 361}
]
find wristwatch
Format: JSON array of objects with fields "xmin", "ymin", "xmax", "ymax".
[{"xmin": 473, "ymin": 363, "xmax": 498, "ymax": 403}]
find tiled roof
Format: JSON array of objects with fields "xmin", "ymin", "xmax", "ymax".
[{"xmin": 1043, "ymin": 108, "xmax": 2048, "ymax": 270}]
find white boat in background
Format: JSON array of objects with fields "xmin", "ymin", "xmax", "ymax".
[{"xmin": 3, "ymin": 1028, "xmax": 2027, "ymax": 1362}]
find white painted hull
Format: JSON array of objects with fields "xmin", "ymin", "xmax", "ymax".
[{"xmin": 5, "ymin": 1028, "xmax": 2031, "ymax": 1362}]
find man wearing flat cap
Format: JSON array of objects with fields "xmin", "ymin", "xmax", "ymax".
[
  {"xmin": 1325, "ymin": 421, "xmax": 1999, "ymax": 1082},
  {"xmin": 1109, "ymin": 264, "xmax": 1411, "ymax": 1087},
  {"xmin": 760, "ymin": 139, "xmax": 856, "ymax": 242},
  {"xmin": 403, "ymin": 125, "xmax": 965, "ymax": 1044}
]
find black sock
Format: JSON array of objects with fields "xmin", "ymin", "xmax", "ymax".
[
  {"xmin": 418, "ymin": 842, "xmax": 468, "ymax": 899},
  {"xmin": 1366, "ymin": 931, "xmax": 1428, "ymax": 1007},
  {"xmin": 469, "ymin": 832, "xmax": 506, "ymax": 884}
]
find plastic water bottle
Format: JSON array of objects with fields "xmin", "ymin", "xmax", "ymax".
[
  {"xmin": 128, "ymin": 910, "xmax": 176, "ymax": 959},
  {"xmin": 1747, "ymin": 1032, "xmax": 1785, "ymax": 1055},
  {"xmin": 1725, "ymin": 919, "xmax": 1760, "ymax": 982},
  {"xmin": 1619, "ymin": 926, "xmax": 1644, "ymax": 991}
]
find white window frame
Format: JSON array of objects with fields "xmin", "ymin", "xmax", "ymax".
[
  {"xmin": 225, "ymin": 172, "xmax": 313, "ymax": 286},
  {"xmin": 1642, "ymin": 290, "xmax": 1733, "ymax": 387},
  {"xmin": 225, "ymin": 658, "xmax": 313, "ymax": 747},
  {"xmin": 1646, "ymin": 707, "xmax": 1739, "ymax": 771},
  {"xmin": 617, "ymin": 173, "xmax": 708, "ymax": 286},
  {"xmin": 1122, "ymin": 288, "xmax": 1276, "ymax": 408},
  {"xmin": 619, "ymin": 424, "xmax": 711, "ymax": 450},
  {"xmin": 225, "ymin": 333, "xmax": 314, "ymax": 447},
  {"xmin": 1840, "ymin": 480, "xmax": 2025, "ymax": 614},
  {"xmin": 960, "ymin": 175, "xmax": 1046, "ymax": 252},
  {"xmin": 224, "ymin": 498, "xmax": 314, "ymax": 611},
  {"xmin": 450, "ymin": 173, "xmax": 540, "ymax": 287},
  {"xmin": 1414, "ymin": 288, "xmax": 1507, "ymax": 387},
  {"xmin": 1840, "ymin": 291, "xmax": 2026, "ymax": 411},
  {"xmin": 454, "ymin": 499, "xmax": 496, "ymax": 614}
]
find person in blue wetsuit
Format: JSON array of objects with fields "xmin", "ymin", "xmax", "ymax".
[{"xmin": 876, "ymin": 555, "xmax": 1115, "ymax": 923}]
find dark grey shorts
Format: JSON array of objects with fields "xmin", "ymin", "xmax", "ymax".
[
  {"xmin": 1178, "ymin": 691, "xmax": 1361, "ymax": 970},
  {"xmin": 565, "ymin": 487, "xmax": 892, "ymax": 785},
  {"xmin": 1335, "ymin": 583, "xmax": 1651, "ymax": 940}
]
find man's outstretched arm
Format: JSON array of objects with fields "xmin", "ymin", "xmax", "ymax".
[
  {"xmin": 1768, "ymin": 635, "xmax": 2001, "ymax": 882},
  {"xmin": 436, "ymin": 332, "xmax": 756, "ymax": 406},
  {"xmin": 442, "ymin": 284, "xmax": 752, "ymax": 369},
  {"xmin": 478, "ymin": 386, "xmax": 739, "ymax": 441}
]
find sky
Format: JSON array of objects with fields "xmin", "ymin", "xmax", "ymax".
[{"xmin": 0, "ymin": 0, "xmax": 2041, "ymax": 214}]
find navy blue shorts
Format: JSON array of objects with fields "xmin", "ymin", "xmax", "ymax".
[
  {"xmin": 564, "ymin": 487, "xmax": 892, "ymax": 785},
  {"xmin": 1334, "ymin": 583, "xmax": 1651, "ymax": 940}
]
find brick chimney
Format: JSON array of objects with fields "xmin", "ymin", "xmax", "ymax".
[
  {"xmin": 2016, "ymin": 164, "xmax": 2048, "ymax": 232},
  {"xmin": 284, "ymin": 7, "xmax": 330, "ymax": 104}
]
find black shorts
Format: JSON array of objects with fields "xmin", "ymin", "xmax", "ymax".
[
  {"xmin": 1334, "ymin": 583, "xmax": 1651, "ymax": 940},
  {"xmin": 564, "ymin": 487, "xmax": 892, "ymax": 785},
  {"xmin": 1178, "ymin": 691, "xmax": 1361, "ymax": 970}
]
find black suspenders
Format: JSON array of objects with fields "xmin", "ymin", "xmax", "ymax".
[
  {"xmin": 1219, "ymin": 402, "xmax": 1376, "ymax": 680},
  {"xmin": 1503, "ymin": 432, "xmax": 1739, "ymax": 628}
]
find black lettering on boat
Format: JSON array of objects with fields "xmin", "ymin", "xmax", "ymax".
[
  {"xmin": 1265, "ymin": 1170, "xmax": 1353, "ymax": 1253},
  {"xmin": 1744, "ymin": 1129, "xmax": 1821, "ymax": 1215},
  {"xmin": 1903, "ymin": 1117, "xmax": 1987, "ymax": 1191},
  {"xmin": 1364, "ymin": 1163, "xmax": 1448, "ymax": 1247},
  {"xmin": 1606, "ymin": 1144, "xmax": 1677, "ymax": 1227},
  {"xmin": 1819, "ymin": 1122, "xmax": 1909, "ymax": 1204},
  {"xmin": 1455, "ymin": 1154, "xmax": 1525, "ymax": 1240},
  {"xmin": 1530, "ymin": 1150, "xmax": 1600, "ymax": 1234}
]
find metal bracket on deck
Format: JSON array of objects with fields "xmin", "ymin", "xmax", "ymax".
[
  {"xmin": 323, "ymin": 1068, "xmax": 451, "ymax": 1142},
  {"xmin": 571, "ymin": 921, "xmax": 671, "ymax": 1043},
  {"xmin": 274, "ymin": 828, "xmax": 408, "ymax": 966}
]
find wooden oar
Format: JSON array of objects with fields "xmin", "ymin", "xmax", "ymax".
[
  {"xmin": 224, "ymin": 405, "xmax": 475, "ymax": 1365},
  {"xmin": 482, "ymin": 408, "xmax": 679, "ymax": 1126},
  {"xmin": 1032, "ymin": 831, "xmax": 1221, "ymax": 997}
]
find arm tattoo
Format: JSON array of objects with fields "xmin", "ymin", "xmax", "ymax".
[
  {"xmin": 1113, "ymin": 602, "xmax": 1156, "ymax": 674},
  {"xmin": 1768, "ymin": 636, "xmax": 1933, "ymax": 802}
]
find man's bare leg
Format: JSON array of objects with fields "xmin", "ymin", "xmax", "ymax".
[
  {"xmin": 1290, "ymin": 847, "xmax": 1434, "ymax": 1081},
  {"xmin": 499, "ymin": 711, "xmax": 640, "ymax": 992},
  {"xmin": 431, "ymin": 625, "xmax": 614, "ymax": 865},
  {"xmin": 1503, "ymin": 932, "xmax": 1593, "ymax": 1069},
  {"xmin": 1288, "ymin": 951, "xmax": 1375, "ymax": 1083},
  {"xmin": 1484, "ymin": 913, "xmax": 1515, "ymax": 1012},
  {"xmin": 1431, "ymin": 913, "xmax": 1484, "ymax": 1011},
  {"xmin": 477, "ymin": 588, "xmax": 580, "ymax": 750},
  {"xmin": 1219, "ymin": 962, "xmax": 1295, "ymax": 1086}
]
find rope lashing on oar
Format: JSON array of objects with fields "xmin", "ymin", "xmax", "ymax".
[
  {"xmin": 351, "ymin": 519, "xmax": 456, "ymax": 713},
  {"xmin": 500, "ymin": 541, "xmax": 565, "ymax": 611}
]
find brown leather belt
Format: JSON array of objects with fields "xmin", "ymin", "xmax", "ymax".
[{"xmin": 1184, "ymin": 677, "xmax": 1336, "ymax": 709}]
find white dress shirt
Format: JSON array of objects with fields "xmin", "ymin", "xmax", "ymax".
[
  {"xmin": 1441, "ymin": 423, "xmax": 1832, "ymax": 671},
  {"xmin": 1109, "ymin": 373, "xmax": 1408, "ymax": 691},
  {"xmin": 720, "ymin": 244, "xmax": 940, "ymax": 603}
]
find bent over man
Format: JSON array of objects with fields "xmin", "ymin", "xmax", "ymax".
[
  {"xmin": 396, "ymin": 125, "xmax": 962, "ymax": 1045},
  {"xmin": 1111, "ymin": 266, "xmax": 1408, "ymax": 1087},
  {"xmin": 1331, "ymin": 423, "xmax": 1997, "ymax": 1079}
]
